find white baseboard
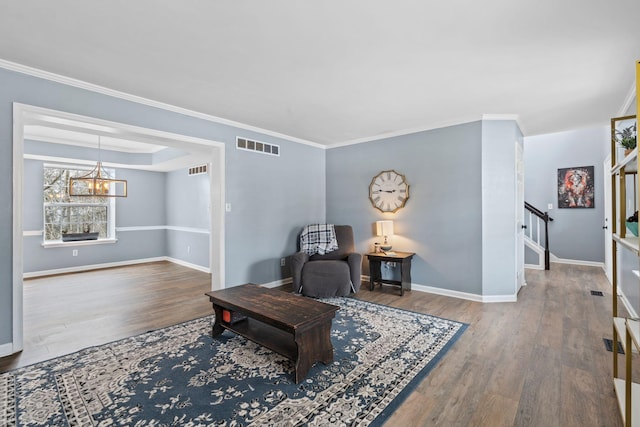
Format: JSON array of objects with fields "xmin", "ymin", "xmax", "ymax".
[
  {"xmin": 549, "ymin": 254, "xmax": 605, "ymax": 269},
  {"xmin": 362, "ymin": 275, "xmax": 517, "ymax": 303},
  {"xmin": 411, "ymin": 283, "xmax": 484, "ymax": 302},
  {"xmin": 481, "ymin": 293, "xmax": 518, "ymax": 303},
  {"xmin": 164, "ymin": 257, "xmax": 210, "ymax": 273},
  {"xmin": 23, "ymin": 256, "xmax": 209, "ymax": 278},
  {"xmin": 413, "ymin": 283, "xmax": 517, "ymax": 303},
  {"xmin": 525, "ymin": 263, "xmax": 544, "ymax": 270},
  {"xmin": 261, "ymin": 278, "xmax": 293, "ymax": 289},
  {"xmin": 0, "ymin": 342, "xmax": 14, "ymax": 358}
]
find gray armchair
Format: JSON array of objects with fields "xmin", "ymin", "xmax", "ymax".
[{"xmin": 290, "ymin": 225, "xmax": 362, "ymax": 297}]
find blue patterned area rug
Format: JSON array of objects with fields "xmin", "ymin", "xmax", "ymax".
[{"xmin": 1, "ymin": 297, "xmax": 466, "ymax": 426}]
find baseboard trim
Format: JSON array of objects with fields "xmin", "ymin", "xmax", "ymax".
[
  {"xmin": 0, "ymin": 342, "xmax": 14, "ymax": 358},
  {"xmin": 261, "ymin": 278, "xmax": 293, "ymax": 289},
  {"xmin": 23, "ymin": 257, "xmax": 209, "ymax": 278},
  {"xmin": 362, "ymin": 275, "xmax": 516, "ymax": 303},
  {"xmin": 164, "ymin": 257, "xmax": 210, "ymax": 273},
  {"xmin": 410, "ymin": 283, "xmax": 484, "ymax": 302},
  {"xmin": 549, "ymin": 254, "xmax": 605, "ymax": 269},
  {"xmin": 481, "ymin": 293, "xmax": 518, "ymax": 303},
  {"xmin": 525, "ymin": 263, "xmax": 544, "ymax": 270}
]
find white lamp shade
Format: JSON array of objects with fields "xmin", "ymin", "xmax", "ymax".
[{"xmin": 376, "ymin": 220, "xmax": 394, "ymax": 237}]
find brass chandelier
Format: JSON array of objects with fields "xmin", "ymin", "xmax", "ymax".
[{"xmin": 69, "ymin": 136, "xmax": 128, "ymax": 197}]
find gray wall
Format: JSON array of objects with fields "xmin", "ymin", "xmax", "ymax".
[
  {"xmin": 326, "ymin": 119, "xmax": 521, "ymax": 297},
  {"xmin": 1, "ymin": 66, "xmax": 325, "ymax": 347},
  {"xmin": 23, "ymin": 141, "xmax": 213, "ymax": 272},
  {"xmin": 22, "ymin": 159, "xmax": 168, "ymax": 273},
  {"xmin": 524, "ymin": 126, "xmax": 609, "ymax": 262},
  {"xmin": 228, "ymin": 140, "xmax": 326, "ymax": 284},
  {"xmin": 326, "ymin": 121, "xmax": 484, "ymax": 295},
  {"xmin": 165, "ymin": 168, "xmax": 210, "ymax": 267}
]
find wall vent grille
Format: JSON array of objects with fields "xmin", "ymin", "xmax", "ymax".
[
  {"xmin": 236, "ymin": 137, "xmax": 280, "ymax": 156},
  {"xmin": 188, "ymin": 164, "xmax": 208, "ymax": 176}
]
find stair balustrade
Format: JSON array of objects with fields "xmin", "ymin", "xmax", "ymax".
[{"xmin": 524, "ymin": 202, "xmax": 553, "ymax": 270}]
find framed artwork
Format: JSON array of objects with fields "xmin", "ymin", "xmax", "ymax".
[{"xmin": 557, "ymin": 166, "xmax": 594, "ymax": 208}]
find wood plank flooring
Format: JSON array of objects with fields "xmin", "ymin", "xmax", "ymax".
[
  {"xmin": 0, "ymin": 261, "xmax": 634, "ymax": 426},
  {"xmin": 0, "ymin": 261, "xmax": 213, "ymax": 371},
  {"xmin": 370, "ymin": 264, "xmax": 631, "ymax": 427}
]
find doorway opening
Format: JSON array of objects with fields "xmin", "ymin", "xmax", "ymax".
[{"xmin": 11, "ymin": 103, "xmax": 226, "ymax": 355}]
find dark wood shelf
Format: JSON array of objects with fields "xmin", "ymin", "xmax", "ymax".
[{"xmin": 221, "ymin": 318, "xmax": 297, "ymax": 361}]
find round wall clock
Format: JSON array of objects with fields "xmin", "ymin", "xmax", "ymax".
[{"xmin": 369, "ymin": 169, "xmax": 410, "ymax": 213}]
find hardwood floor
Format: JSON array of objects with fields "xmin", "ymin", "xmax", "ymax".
[
  {"xmin": 0, "ymin": 261, "xmax": 634, "ymax": 426},
  {"xmin": 368, "ymin": 264, "xmax": 631, "ymax": 427},
  {"xmin": 0, "ymin": 261, "xmax": 213, "ymax": 372}
]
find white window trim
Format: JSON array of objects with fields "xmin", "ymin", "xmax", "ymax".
[
  {"xmin": 42, "ymin": 238, "xmax": 118, "ymax": 248},
  {"xmin": 42, "ymin": 163, "xmax": 118, "ymax": 243}
]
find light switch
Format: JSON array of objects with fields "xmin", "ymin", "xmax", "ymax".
[
  {"xmin": 547, "ymin": 203, "xmax": 553, "ymax": 210},
  {"xmin": 225, "ymin": 203, "xmax": 231, "ymax": 212}
]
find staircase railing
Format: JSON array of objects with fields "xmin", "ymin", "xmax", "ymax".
[{"xmin": 524, "ymin": 202, "xmax": 554, "ymax": 270}]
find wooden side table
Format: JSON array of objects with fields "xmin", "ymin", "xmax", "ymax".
[{"xmin": 366, "ymin": 252, "xmax": 415, "ymax": 296}]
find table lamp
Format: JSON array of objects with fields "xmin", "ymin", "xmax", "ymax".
[{"xmin": 376, "ymin": 220, "xmax": 394, "ymax": 251}]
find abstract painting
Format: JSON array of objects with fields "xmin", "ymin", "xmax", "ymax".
[{"xmin": 557, "ymin": 166, "xmax": 594, "ymax": 208}]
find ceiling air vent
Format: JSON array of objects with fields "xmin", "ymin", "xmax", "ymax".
[
  {"xmin": 188, "ymin": 164, "xmax": 208, "ymax": 176},
  {"xmin": 236, "ymin": 137, "xmax": 280, "ymax": 157}
]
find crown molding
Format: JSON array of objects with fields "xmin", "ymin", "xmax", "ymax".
[
  {"xmin": 481, "ymin": 114, "xmax": 525, "ymax": 134},
  {"xmin": 0, "ymin": 59, "xmax": 325, "ymax": 149},
  {"xmin": 328, "ymin": 113, "xmax": 527, "ymax": 149},
  {"xmin": 327, "ymin": 115, "xmax": 484, "ymax": 149}
]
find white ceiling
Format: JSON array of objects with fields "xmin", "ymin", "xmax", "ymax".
[{"xmin": 1, "ymin": 1, "xmax": 639, "ymax": 146}]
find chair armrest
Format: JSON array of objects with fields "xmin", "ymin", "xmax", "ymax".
[
  {"xmin": 347, "ymin": 252, "xmax": 363, "ymax": 293},
  {"xmin": 290, "ymin": 251, "xmax": 309, "ymax": 293}
]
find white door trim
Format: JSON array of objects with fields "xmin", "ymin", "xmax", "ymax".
[
  {"xmin": 603, "ymin": 154, "xmax": 613, "ymax": 284},
  {"xmin": 515, "ymin": 140, "xmax": 525, "ymax": 292}
]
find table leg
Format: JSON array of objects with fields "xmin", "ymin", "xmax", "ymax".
[
  {"xmin": 211, "ymin": 304, "xmax": 225, "ymax": 337},
  {"xmin": 294, "ymin": 321, "xmax": 334, "ymax": 384},
  {"xmin": 369, "ymin": 259, "xmax": 381, "ymax": 291},
  {"xmin": 400, "ymin": 258, "xmax": 412, "ymax": 296}
]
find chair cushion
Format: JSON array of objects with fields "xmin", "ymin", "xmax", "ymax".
[{"xmin": 301, "ymin": 260, "xmax": 352, "ymax": 297}]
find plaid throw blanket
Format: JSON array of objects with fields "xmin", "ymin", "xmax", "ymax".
[{"xmin": 300, "ymin": 224, "xmax": 339, "ymax": 255}]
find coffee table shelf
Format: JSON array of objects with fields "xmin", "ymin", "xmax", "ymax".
[{"xmin": 222, "ymin": 318, "xmax": 298, "ymax": 361}]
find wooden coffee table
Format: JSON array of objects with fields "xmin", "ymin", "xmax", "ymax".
[{"xmin": 205, "ymin": 284, "xmax": 339, "ymax": 383}]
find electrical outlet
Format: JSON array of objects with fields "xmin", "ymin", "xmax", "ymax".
[
  {"xmin": 280, "ymin": 258, "xmax": 286, "ymax": 267},
  {"xmin": 72, "ymin": 249, "xmax": 78, "ymax": 257}
]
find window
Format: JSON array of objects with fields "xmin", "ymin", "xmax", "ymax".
[{"xmin": 43, "ymin": 165, "xmax": 115, "ymax": 242}]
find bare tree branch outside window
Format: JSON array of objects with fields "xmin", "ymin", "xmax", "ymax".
[{"xmin": 43, "ymin": 166, "xmax": 112, "ymax": 241}]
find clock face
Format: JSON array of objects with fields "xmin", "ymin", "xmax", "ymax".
[{"xmin": 369, "ymin": 170, "xmax": 410, "ymax": 213}]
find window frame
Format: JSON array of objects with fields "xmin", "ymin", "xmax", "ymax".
[{"xmin": 42, "ymin": 163, "xmax": 117, "ymax": 247}]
